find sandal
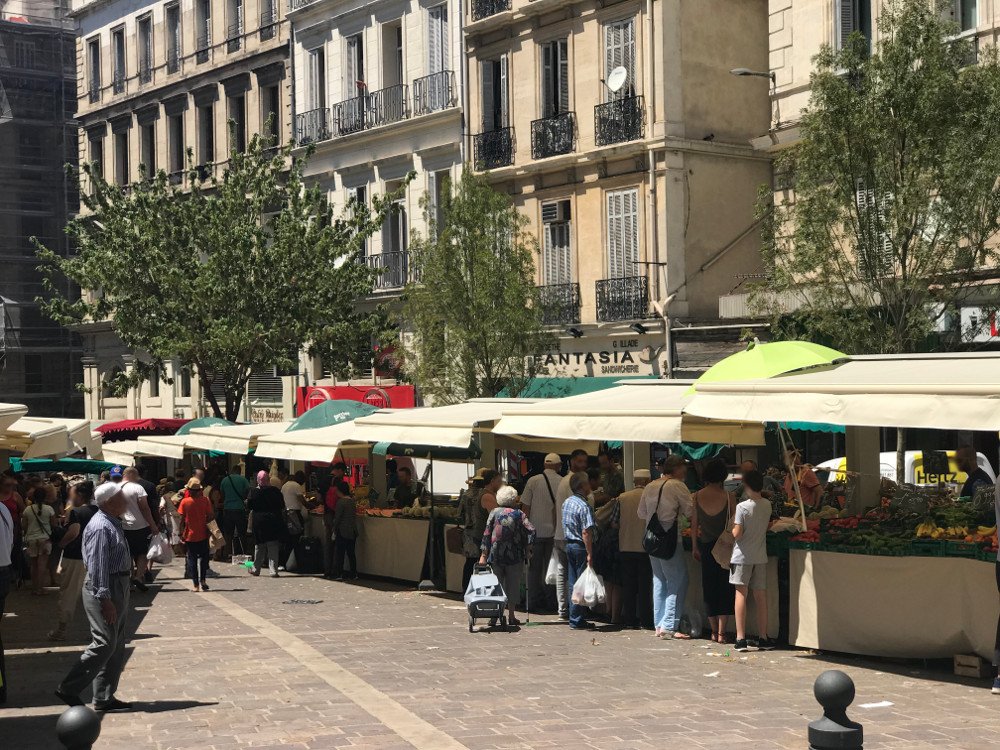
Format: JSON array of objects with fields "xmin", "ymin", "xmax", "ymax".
[{"xmin": 672, "ymin": 632, "xmax": 692, "ymax": 640}]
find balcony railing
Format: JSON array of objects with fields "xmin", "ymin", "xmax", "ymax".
[
  {"xmin": 227, "ymin": 22, "xmax": 243, "ymax": 53},
  {"xmin": 471, "ymin": 0, "xmax": 510, "ymax": 22},
  {"xmin": 168, "ymin": 170, "xmax": 184, "ymax": 185},
  {"xmin": 139, "ymin": 61, "xmax": 152, "ymax": 85},
  {"xmin": 112, "ymin": 70, "xmax": 125, "ymax": 94},
  {"xmin": 88, "ymin": 82, "xmax": 99, "ymax": 103},
  {"xmin": 595, "ymin": 95, "xmax": 644, "ymax": 147},
  {"xmin": 596, "ymin": 276, "xmax": 649, "ymax": 322},
  {"xmin": 295, "ymin": 107, "xmax": 329, "ymax": 145},
  {"xmin": 365, "ymin": 251, "xmax": 411, "ymax": 290},
  {"xmin": 412, "ymin": 70, "xmax": 456, "ymax": 116},
  {"xmin": 330, "ymin": 85, "xmax": 410, "ymax": 137},
  {"xmin": 196, "ymin": 33, "xmax": 211, "ymax": 64},
  {"xmin": 531, "ymin": 111, "xmax": 575, "ymax": 160},
  {"xmin": 167, "ymin": 48, "xmax": 180, "ymax": 73},
  {"xmin": 538, "ymin": 283, "xmax": 581, "ymax": 326},
  {"xmin": 288, "ymin": 0, "xmax": 318, "ymax": 9},
  {"xmin": 473, "ymin": 127, "xmax": 514, "ymax": 170},
  {"xmin": 260, "ymin": 8, "xmax": 277, "ymax": 40}
]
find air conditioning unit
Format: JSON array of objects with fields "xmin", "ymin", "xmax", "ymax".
[{"xmin": 541, "ymin": 199, "xmax": 571, "ymax": 223}]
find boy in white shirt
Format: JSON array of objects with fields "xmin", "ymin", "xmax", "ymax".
[{"xmin": 730, "ymin": 469, "xmax": 774, "ymax": 652}]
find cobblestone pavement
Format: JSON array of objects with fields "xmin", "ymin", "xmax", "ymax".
[{"xmin": 1, "ymin": 561, "xmax": 996, "ymax": 749}]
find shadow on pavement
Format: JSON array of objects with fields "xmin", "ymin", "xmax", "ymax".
[
  {"xmin": 0, "ymin": 712, "xmax": 62, "ymax": 750},
  {"xmin": 130, "ymin": 699, "xmax": 219, "ymax": 713}
]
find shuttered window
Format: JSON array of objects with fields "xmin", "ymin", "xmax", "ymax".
[
  {"xmin": 855, "ymin": 177, "xmax": 893, "ymax": 279},
  {"xmin": 480, "ymin": 54, "xmax": 508, "ymax": 130},
  {"xmin": 541, "ymin": 39, "xmax": 569, "ymax": 117},
  {"xmin": 837, "ymin": 0, "xmax": 872, "ymax": 50},
  {"xmin": 606, "ymin": 189, "xmax": 639, "ymax": 279},
  {"xmin": 604, "ymin": 18, "xmax": 636, "ymax": 100},
  {"xmin": 542, "ymin": 200, "xmax": 572, "ymax": 285},
  {"xmin": 248, "ymin": 369, "xmax": 283, "ymax": 405},
  {"xmin": 428, "ymin": 4, "xmax": 448, "ymax": 74},
  {"xmin": 307, "ymin": 47, "xmax": 325, "ymax": 110},
  {"xmin": 345, "ymin": 34, "xmax": 364, "ymax": 96}
]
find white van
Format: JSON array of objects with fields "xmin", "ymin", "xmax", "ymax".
[{"xmin": 816, "ymin": 450, "xmax": 996, "ymax": 488}]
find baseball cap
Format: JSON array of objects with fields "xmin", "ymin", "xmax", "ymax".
[
  {"xmin": 544, "ymin": 453, "xmax": 562, "ymax": 465},
  {"xmin": 94, "ymin": 482, "xmax": 121, "ymax": 507},
  {"xmin": 110, "ymin": 465, "xmax": 124, "ymax": 479},
  {"xmin": 633, "ymin": 469, "xmax": 651, "ymax": 479}
]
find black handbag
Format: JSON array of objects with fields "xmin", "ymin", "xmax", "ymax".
[{"xmin": 642, "ymin": 482, "xmax": 678, "ymax": 560}]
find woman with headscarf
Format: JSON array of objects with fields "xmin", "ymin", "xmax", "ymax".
[
  {"xmin": 248, "ymin": 470, "xmax": 286, "ymax": 578},
  {"xmin": 479, "ymin": 486, "xmax": 535, "ymax": 627}
]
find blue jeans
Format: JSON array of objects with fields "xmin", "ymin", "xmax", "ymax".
[
  {"xmin": 565, "ymin": 542, "xmax": 590, "ymax": 628},
  {"xmin": 650, "ymin": 551, "xmax": 689, "ymax": 633}
]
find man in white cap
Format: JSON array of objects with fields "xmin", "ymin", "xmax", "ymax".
[
  {"xmin": 519, "ymin": 453, "xmax": 563, "ymax": 613},
  {"xmin": 617, "ymin": 468, "xmax": 653, "ymax": 629},
  {"xmin": 56, "ymin": 481, "xmax": 134, "ymax": 712}
]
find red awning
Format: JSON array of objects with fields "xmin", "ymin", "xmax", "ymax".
[{"xmin": 95, "ymin": 418, "xmax": 190, "ymax": 442}]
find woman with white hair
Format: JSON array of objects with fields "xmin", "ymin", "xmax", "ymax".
[{"xmin": 478, "ymin": 485, "xmax": 536, "ymax": 627}]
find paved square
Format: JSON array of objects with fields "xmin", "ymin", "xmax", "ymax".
[{"xmin": 1, "ymin": 562, "xmax": 995, "ymax": 749}]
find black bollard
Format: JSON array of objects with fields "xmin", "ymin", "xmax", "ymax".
[
  {"xmin": 55, "ymin": 705, "xmax": 102, "ymax": 750},
  {"xmin": 808, "ymin": 670, "xmax": 863, "ymax": 750}
]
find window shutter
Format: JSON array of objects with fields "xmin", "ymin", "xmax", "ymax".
[
  {"xmin": 481, "ymin": 60, "xmax": 494, "ymax": 130},
  {"xmin": 542, "ymin": 43, "xmax": 553, "ymax": 117},
  {"xmin": 428, "ymin": 5, "xmax": 448, "ymax": 74},
  {"xmin": 839, "ymin": 0, "xmax": 856, "ymax": 49},
  {"xmin": 623, "ymin": 20, "xmax": 635, "ymax": 97},
  {"xmin": 607, "ymin": 189, "xmax": 638, "ymax": 278},
  {"xmin": 605, "ymin": 21, "xmax": 635, "ymax": 101},
  {"xmin": 608, "ymin": 190, "xmax": 624, "ymax": 278},
  {"xmin": 558, "ymin": 40, "xmax": 569, "ymax": 114},
  {"xmin": 346, "ymin": 36, "xmax": 357, "ymax": 96},
  {"xmin": 542, "ymin": 212, "xmax": 572, "ymax": 286},
  {"xmin": 623, "ymin": 189, "xmax": 638, "ymax": 274},
  {"xmin": 499, "ymin": 53, "xmax": 509, "ymax": 127}
]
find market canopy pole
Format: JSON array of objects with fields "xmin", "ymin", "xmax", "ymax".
[{"xmin": 778, "ymin": 428, "xmax": 808, "ymax": 533}]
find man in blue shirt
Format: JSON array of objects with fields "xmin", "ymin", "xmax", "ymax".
[
  {"xmin": 220, "ymin": 466, "xmax": 251, "ymax": 556},
  {"xmin": 562, "ymin": 472, "xmax": 596, "ymax": 630}
]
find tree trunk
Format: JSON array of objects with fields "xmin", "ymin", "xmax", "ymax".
[
  {"xmin": 225, "ymin": 391, "xmax": 244, "ymax": 422},
  {"xmin": 895, "ymin": 427, "xmax": 906, "ymax": 486},
  {"xmin": 199, "ymin": 370, "xmax": 225, "ymax": 419}
]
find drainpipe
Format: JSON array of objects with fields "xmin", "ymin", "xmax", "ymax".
[
  {"xmin": 458, "ymin": 0, "xmax": 468, "ymax": 164},
  {"xmin": 645, "ymin": 0, "xmax": 669, "ymax": 376}
]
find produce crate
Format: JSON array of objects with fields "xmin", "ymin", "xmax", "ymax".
[
  {"xmin": 866, "ymin": 546, "xmax": 910, "ymax": 557},
  {"xmin": 945, "ymin": 541, "xmax": 982, "ymax": 559},
  {"xmin": 909, "ymin": 540, "xmax": 947, "ymax": 557},
  {"xmin": 789, "ymin": 540, "xmax": 824, "ymax": 551},
  {"xmin": 979, "ymin": 549, "xmax": 998, "ymax": 563},
  {"xmin": 766, "ymin": 533, "xmax": 791, "ymax": 557}
]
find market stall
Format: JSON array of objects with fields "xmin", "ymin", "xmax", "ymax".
[
  {"xmin": 0, "ymin": 417, "xmax": 75, "ymax": 459},
  {"xmin": 356, "ymin": 515, "xmax": 431, "ymax": 582},
  {"xmin": 184, "ymin": 421, "xmax": 291, "ymax": 455},
  {"xmin": 0, "ymin": 402, "xmax": 28, "ymax": 434}
]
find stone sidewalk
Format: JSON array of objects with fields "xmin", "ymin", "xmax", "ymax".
[{"xmin": 0, "ymin": 561, "xmax": 996, "ymax": 749}]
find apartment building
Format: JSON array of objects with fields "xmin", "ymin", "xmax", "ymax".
[
  {"xmin": 0, "ymin": 0, "xmax": 82, "ymax": 417},
  {"xmin": 72, "ymin": 0, "xmax": 293, "ymax": 422},
  {"xmin": 465, "ymin": 0, "xmax": 771, "ymax": 377}
]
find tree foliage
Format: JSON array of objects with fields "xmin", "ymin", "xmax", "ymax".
[
  {"xmin": 402, "ymin": 171, "xmax": 554, "ymax": 403},
  {"xmin": 757, "ymin": 0, "xmax": 1000, "ymax": 354},
  {"xmin": 37, "ymin": 128, "xmax": 395, "ymax": 420}
]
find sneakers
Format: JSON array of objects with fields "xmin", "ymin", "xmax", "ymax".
[
  {"xmin": 200, "ymin": 582, "xmax": 210, "ymax": 591},
  {"xmin": 131, "ymin": 578, "xmax": 148, "ymax": 592},
  {"xmin": 269, "ymin": 572, "xmax": 279, "ymax": 578},
  {"xmin": 758, "ymin": 637, "xmax": 778, "ymax": 651},
  {"xmin": 95, "ymin": 698, "xmax": 133, "ymax": 712},
  {"xmin": 55, "ymin": 689, "xmax": 84, "ymax": 707},
  {"xmin": 735, "ymin": 639, "xmax": 753, "ymax": 652},
  {"xmin": 992, "ymin": 678, "xmax": 1000, "ymax": 695}
]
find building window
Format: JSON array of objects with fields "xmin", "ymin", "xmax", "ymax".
[
  {"xmin": 345, "ymin": 33, "xmax": 365, "ymax": 97},
  {"xmin": 428, "ymin": 170, "xmax": 449, "ymax": 234},
  {"xmin": 169, "ymin": 113, "xmax": 184, "ymax": 175},
  {"xmin": 198, "ymin": 103, "xmax": 214, "ymax": 165},
  {"xmin": 112, "ymin": 26, "xmax": 126, "ymax": 94},
  {"xmin": 542, "ymin": 200, "xmax": 572, "ymax": 285},
  {"xmin": 604, "ymin": 18, "xmax": 636, "ymax": 100},
  {"xmin": 197, "ymin": 0, "xmax": 212, "ymax": 63},
  {"xmin": 229, "ymin": 94, "xmax": 247, "ymax": 153},
  {"xmin": 347, "ymin": 186, "xmax": 368, "ymax": 258},
  {"xmin": 480, "ymin": 54, "xmax": 508, "ymax": 130},
  {"xmin": 88, "ymin": 136, "xmax": 104, "ymax": 179},
  {"xmin": 383, "ymin": 181, "xmax": 407, "ymax": 254},
  {"xmin": 87, "ymin": 37, "xmax": 101, "ymax": 101},
  {"xmin": 428, "ymin": 4, "xmax": 448, "ymax": 74},
  {"xmin": 837, "ymin": 0, "xmax": 872, "ymax": 51},
  {"xmin": 166, "ymin": 3, "xmax": 181, "ymax": 72},
  {"xmin": 227, "ymin": 0, "xmax": 244, "ymax": 53},
  {"xmin": 248, "ymin": 369, "xmax": 283, "ymax": 405},
  {"xmin": 179, "ymin": 366, "xmax": 192, "ymax": 398},
  {"xmin": 140, "ymin": 121, "xmax": 155, "ymax": 176},
  {"xmin": 307, "ymin": 47, "xmax": 326, "ymax": 110},
  {"xmin": 149, "ymin": 374, "xmax": 160, "ymax": 398},
  {"xmin": 261, "ymin": 84, "xmax": 280, "ymax": 144},
  {"xmin": 114, "ymin": 130, "xmax": 129, "ymax": 185},
  {"xmin": 260, "ymin": 0, "xmax": 277, "ymax": 41},
  {"xmin": 138, "ymin": 15, "xmax": 153, "ymax": 84},
  {"xmin": 540, "ymin": 38, "xmax": 569, "ymax": 117},
  {"xmin": 382, "ymin": 21, "xmax": 403, "ymax": 88},
  {"xmin": 606, "ymin": 189, "xmax": 639, "ymax": 278}
]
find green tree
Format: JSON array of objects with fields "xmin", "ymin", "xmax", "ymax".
[
  {"xmin": 37, "ymin": 129, "xmax": 395, "ymax": 420},
  {"xmin": 402, "ymin": 170, "xmax": 554, "ymax": 403},
  {"xmin": 758, "ymin": 0, "xmax": 1000, "ymax": 355}
]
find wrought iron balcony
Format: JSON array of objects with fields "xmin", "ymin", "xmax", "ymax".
[
  {"xmin": 288, "ymin": 0, "xmax": 318, "ymax": 9},
  {"xmin": 596, "ymin": 276, "xmax": 649, "ymax": 322},
  {"xmin": 168, "ymin": 170, "xmax": 184, "ymax": 185},
  {"xmin": 330, "ymin": 85, "xmax": 410, "ymax": 137},
  {"xmin": 112, "ymin": 70, "xmax": 125, "ymax": 94},
  {"xmin": 531, "ymin": 111, "xmax": 575, "ymax": 159},
  {"xmin": 139, "ymin": 61, "xmax": 152, "ymax": 85},
  {"xmin": 196, "ymin": 33, "xmax": 211, "ymax": 64},
  {"xmin": 595, "ymin": 95, "xmax": 645, "ymax": 147},
  {"xmin": 365, "ymin": 251, "xmax": 411, "ymax": 291},
  {"xmin": 88, "ymin": 82, "xmax": 100, "ymax": 103},
  {"xmin": 167, "ymin": 49, "xmax": 180, "ymax": 73},
  {"xmin": 471, "ymin": 0, "xmax": 510, "ymax": 22},
  {"xmin": 295, "ymin": 107, "xmax": 330, "ymax": 145},
  {"xmin": 260, "ymin": 8, "xmax": 277, "ymax": 41},
  {"xmin": 538, "ymin": 283, "xmax": 581, "ymax": 326},
  {"xmin": 412, "ymin": 71, "xmax": 456, "ymax": 116},
  {"xmin": 227, "ymin": 22, "xmax": 243, "ymax": 53},
  {"xmin": 473, "ymin": 127, "xmax": 514, "ymax": 170}
]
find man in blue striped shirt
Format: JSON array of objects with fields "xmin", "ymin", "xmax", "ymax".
[{"xmin": 56, "ymin": 481, "xmax": 134, "ymax": 712}]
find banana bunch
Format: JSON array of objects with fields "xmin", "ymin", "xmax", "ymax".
[
  {"xmin": 915, "ymin": 522, "xmax": 969, "ymax": 539},
  {"xmin": 977, "ymin": 525, "xmax": 998, "ymax": 536}
]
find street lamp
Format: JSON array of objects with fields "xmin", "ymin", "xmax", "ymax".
[{"xmin": 730, "ymin": 67, "xmax": 776, "ymax": 86}]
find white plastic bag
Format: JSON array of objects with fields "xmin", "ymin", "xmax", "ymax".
[
  {"xmin": 285, "ymin": 550, "xmax": 298, "ymax": 572},
  {"xmin": 147, "ymin": 533, "xmax": 174, "ymax": 565},
  {"xmin": 544, "ymin": 549, "xmax": 559, "ymax": 586},
  {"xmin": 571, "ymin": 566, "xmax": 606, "ymax": 608}
]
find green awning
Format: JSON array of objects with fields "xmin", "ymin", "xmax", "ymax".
[
  {"xmin": 373, "ymin": 441, "xmax": 481, "ymax": 461},
  {"xmin": 175, "ymin": 417, "xmax": 233, "ymax": 435},
  {"xmin": 778, "ymin": 422, "xmax": 846, "ymax": 434},
  {"xmin": 503, "ymin": 376, "xmax": 657, "ymax": 399},
  {"xmin": 10, "ymin": 457, "xmax": 119, "ymax": 474},
  {"xmin": 287, "ymin": 400, "xmax": 378, "ymax": 432}
]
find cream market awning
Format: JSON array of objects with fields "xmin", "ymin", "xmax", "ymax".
[
  {"xmin": 254, "ymin": 420, "xmax": 368, "ymax": 463},
  {"xmin": 0, "ymin": 418, "xmax": 73, "ymax": 459},
  {"xmin": 184, "ymin": 422, "xmax": 292, "ymax": 455},
  {"xmin": 101, "ymin": 440, "xmax": 144, "ymax": 466},
  {"xmin": 686, "ymin": 353, "xmax": 1000, "ymax": 432},
  {"xmin": 0, "ymin": 403, "xmax": 28, "ymax": 433},
  {"xmin": 493, "ymin": 382, "xmax": 765, "ymax": 445},
  {"xmin": 349, "ymin": 399, "xmax": 544, "ymax": 450},
  {"xmin": 134, "ymin": 434, "xmax": 190, "ymax": 460}
]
